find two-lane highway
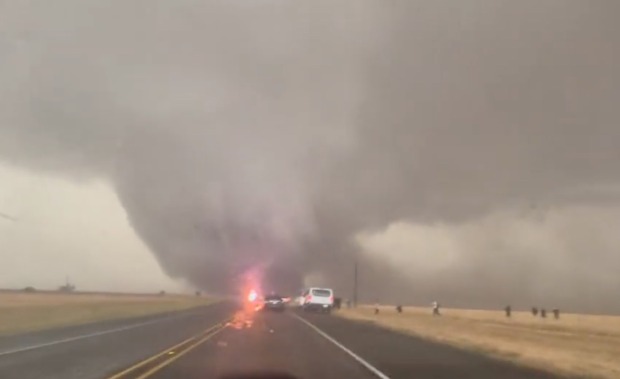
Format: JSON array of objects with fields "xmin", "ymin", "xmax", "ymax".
[
  {"xmin": 109, "ymin": 306, "xmax": 563, "ymax": 379},
  {"xmin": 0, "ymin": 302, "xmax": 564, "ymax": 379},
  {"xmin": 140, "ymin": 309, "xmax": 380, "ymax": 379},
  {"xmin": 0, "ymin": 302, "xmax": 235, "ymax": 379}
]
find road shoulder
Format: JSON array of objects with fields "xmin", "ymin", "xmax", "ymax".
[{"xmin": 301, "ymin": 310, "xmax": 566, "ymax": 379}]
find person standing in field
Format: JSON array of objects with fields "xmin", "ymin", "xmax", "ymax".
[{"xmin": 432, "ymin": 301, "xmax": 441, "ymax": 316}]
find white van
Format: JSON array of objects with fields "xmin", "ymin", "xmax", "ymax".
[{"xmin": 301, "ymin": 287, "xmax": 334, "ymax": 313}]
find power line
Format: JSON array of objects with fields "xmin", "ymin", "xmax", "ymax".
[{"xmin": 0, "ymin": 211, "xmax": 18, "ymax": 222}]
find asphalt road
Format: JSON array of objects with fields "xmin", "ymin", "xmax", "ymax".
[
  {"xmin": 119, "ymin": 306, "xmax": 563, "ymax": 379},
  {"xmin": 0, "ymin": 303, "xmax": 565, "ymax": 379},
  {"xmin": 0, "ymin": 302, "xmax": 235, "ymax": 379}
]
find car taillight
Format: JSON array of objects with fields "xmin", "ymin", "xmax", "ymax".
[
  {"xmin": 329, "ymin": 295, "xmax": 334, "ymax": 303},
  {"xmin": 306, "ymin": 295, "xmax": 312, "ymax": 302}
]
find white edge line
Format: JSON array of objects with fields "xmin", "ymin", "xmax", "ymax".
[
  {"xmin": 292, "ymin": 313, "xmax": 391, "ymax": 379},
  {"xmin": 0, "ymin": 305, "xmax": 216, "ymax": 357}
]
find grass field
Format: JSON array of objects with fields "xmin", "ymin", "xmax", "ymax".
[
  {"xmin": 337, "ymin": 305, "xmax": 620, "ymax": 379},
  {"xmin": 0, "ymin": 291, "xmax": 216, "ymax": 336}
]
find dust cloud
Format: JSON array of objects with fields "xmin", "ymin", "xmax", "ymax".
[{"xmin": 1, "ymin": 1, "xmax": 619, "ymax": 312}]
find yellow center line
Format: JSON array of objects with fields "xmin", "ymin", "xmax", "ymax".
[
  {"xmin": 135, "ymin": 324, "xmax": 227, "ymax": 379},
  {"xmin": 106, "ymin": 320, "xmax": 229, "ymax": 379}
]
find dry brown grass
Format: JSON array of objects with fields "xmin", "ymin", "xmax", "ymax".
[
  {"xmin": 0, "ymin": 292, "xmax": 216, "ymax": 336},
  {"xmin": 337, "ymin": 306, "xmax": 620, "ymax": 379}
]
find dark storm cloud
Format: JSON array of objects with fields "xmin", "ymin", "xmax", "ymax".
[{"xmin": 1, "ymin": 1, "xmax": 619, "ymax": 308}]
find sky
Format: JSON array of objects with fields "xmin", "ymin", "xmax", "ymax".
[
  {"xmin": 0, "ymin": 163, "xmax": 186, "ymax": 293},
  {"xmin": 1, "ymin": 0, "xmax": 619, "ymax": 313}
]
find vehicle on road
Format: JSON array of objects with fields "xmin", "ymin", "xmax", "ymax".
[
  {"xmin": 263, "ymin": 293, "xmax": 286, "ymax": 312},
  {"xmin": 294, "ymin": 296, "xmax": 305, "ymax": 307},
  {"xmin": 301, "ymin": 287, "xmax": 334, "ymax": 313}
]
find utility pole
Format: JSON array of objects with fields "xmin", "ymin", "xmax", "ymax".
[{"xmin": 353, "ymin": 259, "xmax": 358, "ymax": 307}]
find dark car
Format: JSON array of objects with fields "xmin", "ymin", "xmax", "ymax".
[{"xmin": 263, "ymin": 294, "xmax": 286, "ymax": 312}]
